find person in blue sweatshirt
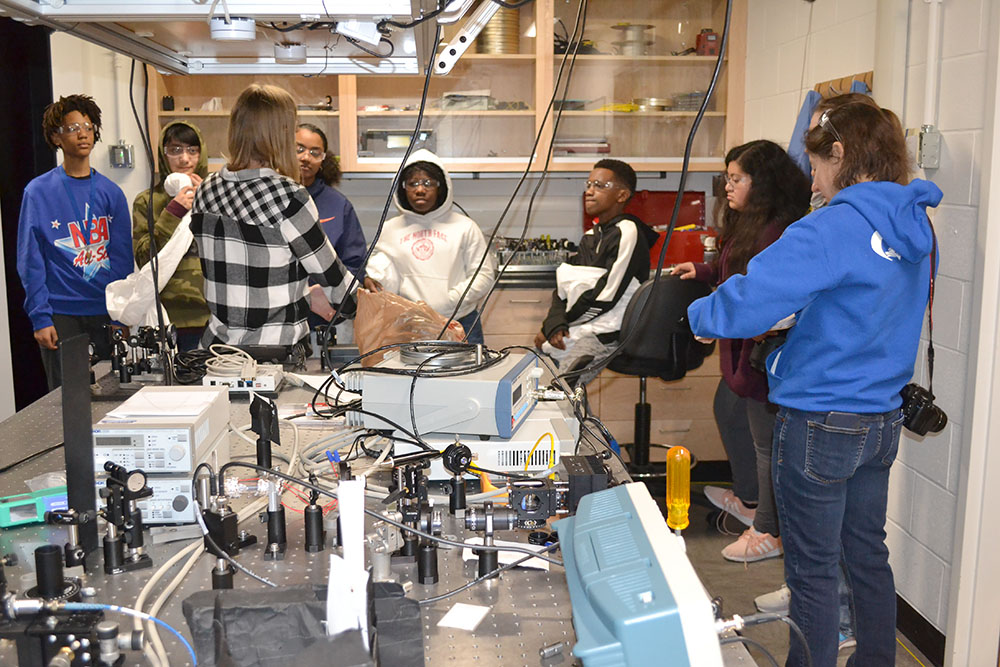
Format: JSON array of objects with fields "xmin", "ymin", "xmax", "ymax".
[
  {"xmin": 688, "ymin": 99, "xmax": 942, "ymax": 667},
  {"xmin": 17, "ymin": 94, "xmax": 133, "ymax": 389},
  {"xmin": 296, "ymin": 123, "xmax": 366, "ymax": 278},
  {"xmin": 296, "ymin": 123, "xmax": 366, "ymax": 341}
]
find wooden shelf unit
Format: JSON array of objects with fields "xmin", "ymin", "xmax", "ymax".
[{"xmin": 146, "ymin": 0, "xmax": 745, "ymax": 174}]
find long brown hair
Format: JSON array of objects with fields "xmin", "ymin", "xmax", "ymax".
[
  {"xmin": 805, "ymin": 99, "xmax": 911, "ymax": 189},
  {"xmin": 718, "ymin": 140, "xmax": 812, "ymax": 276},
  {"xmin": 227, "ymin": 84, "xmax": 299, "ymax": 179}
]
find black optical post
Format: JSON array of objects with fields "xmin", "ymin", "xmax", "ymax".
[
  {"xmin": 251, "ymin": 394, "xmax": 287, "ymax": 560},
  {"xmin": 60, "ymin": 334, "xmax": 99, "ymax": 555}
]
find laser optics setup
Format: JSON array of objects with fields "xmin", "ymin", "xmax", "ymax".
[{"xmin": 0, "ymin": 329, "xmax": 769, "ymax": 667}]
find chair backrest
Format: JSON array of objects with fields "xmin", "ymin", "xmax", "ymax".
[{"xmin": 608, "ymin": 275, "xmax": 714, "ymax": 381}]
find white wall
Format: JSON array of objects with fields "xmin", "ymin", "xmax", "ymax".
[
  {"xmin": 49, "ymin": 32, "xmax": 152, "ymax": 205},
  {"xmin": 745, "ymin": 0, "xmax": 994, "ymax": 639},
  {"xmin": 744, "ymin": 0, "xmax": 876, "ymax": 146},
  {"xmin": 889, "ymin": 0, "xmax": 990, "ymax": 636}
]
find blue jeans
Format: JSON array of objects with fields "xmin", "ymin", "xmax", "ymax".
[
  {"xmin": 457, "ymin": 310, "xmax": 484, "ymax": 345},
  {"xmin": 772, "ymin": 406, "xmax": 903, "ymax": 667}
]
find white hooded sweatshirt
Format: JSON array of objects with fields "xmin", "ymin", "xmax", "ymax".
[{"xmin": 366, "ymin": 150, "xmax": 497, "ymax": 320}]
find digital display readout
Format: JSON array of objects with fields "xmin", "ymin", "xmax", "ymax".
[{"xmin": 95, "ymin": 436, "xmax": 135, "ymax": 448}]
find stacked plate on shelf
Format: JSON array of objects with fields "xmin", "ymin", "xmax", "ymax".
[
  {"xmin": 478, "ymin": 8, "xmax": 520, "ymax": 54},
  {"xmin": 633, "ymin": 97, "xmax": 674, "ymax": 112}
]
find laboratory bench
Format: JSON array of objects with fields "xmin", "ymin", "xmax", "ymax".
[{"xmin": 0, "ymin": 364, "xmax": 750, "ymax": 666}]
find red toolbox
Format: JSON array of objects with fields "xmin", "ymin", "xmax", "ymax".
[{"xmin": 583, "ymin": 189, "xmax": 714, "ymax": 268}]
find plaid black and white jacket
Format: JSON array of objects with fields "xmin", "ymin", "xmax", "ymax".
[{"xmin": 191, "ymin": 167, "xmax": 356, "ymax": 346}]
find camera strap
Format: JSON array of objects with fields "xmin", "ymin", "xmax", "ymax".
[{"xmin": 927, "ymin": 222, "xmax": 937, "ymax": 395}]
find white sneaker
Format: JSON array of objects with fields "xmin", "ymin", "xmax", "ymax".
[
  {"xmin": 722, "ymin": 527, "xmax": 783, "ymax": 563},
  {"xmin": 703, "ymin": 485, "xmax": 756, "ymax": 527},
  {"xmin": 754, "ymin": 584, "xmax": 790, "ymax": 614}
]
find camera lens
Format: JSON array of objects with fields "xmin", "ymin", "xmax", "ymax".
[{"xmin": 928, "ymin": 406, "xmax": 947, "ymax": 433}]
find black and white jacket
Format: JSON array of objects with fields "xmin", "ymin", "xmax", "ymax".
[
  {"xmin": 541, "ymin": 214, "xmax": 657, "ymax": 340},
  {"xmin": 191, "ymin": 167, "xmax": 356, "ymax": 346}
]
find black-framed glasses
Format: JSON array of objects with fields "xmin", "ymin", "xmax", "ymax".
[
  {"xmin": 296, "ymin": 144, "xmax": 324, "ymax": 159},
  {"xmin": 403, "ymin": 178, "xmax": 439, "ymax": 190},
  {"xmin": 164, "ymin": 144, "xmax": 200, "ymax": 157},
  {"xmin": 58, "ymin": 122, "xmax": 95, "ymax": 135},
  {"xmin": 584, "ymin": 179, "xmax": 619, "ymax": 191},
  {"xmin": 819, "ymin": 109, "xmax": 844, "ymax": 144}
]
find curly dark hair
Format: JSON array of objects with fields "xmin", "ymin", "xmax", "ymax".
[
  {"xmin": 42, "ymin": 94, "xmax": 103, "ymax": 150},
  {"xmin": 594, "ymin": 158, "xmax": 637, "ymax": 195},
  {"xmin": 717, "ymin": 140, "xmax": 812, "ymax": 276},
  {"xmin": 398, "ymin": 160, "xmax": 448, "ymax": 212},
  {"xmin": 297, "ymin": 123, "xmax": 342, "ymax": 186}
]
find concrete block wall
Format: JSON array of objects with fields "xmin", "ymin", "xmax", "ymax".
[
  {"xmin": 891, "ymin": 0, "xmax": 989, "ymax": 632},
  {"xmin": 744, "ymin": 0, "xmax": 876, "ymax": 145},
  {"xmin": 744, "ymin": 0, "xmax": 989, "ymax": 634}
]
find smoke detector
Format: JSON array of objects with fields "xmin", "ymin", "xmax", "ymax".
[
  {"xmin": 209, "ymin": 16, "xmax": 256, "ymax": 41},
  {"xmin": 274, "ymin": 42, "xmax": 307, "ymax": 64}
]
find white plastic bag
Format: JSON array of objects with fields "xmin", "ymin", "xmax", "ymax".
[{"xmin": 105, "ymin": 212, "xmax": 194, "ymax": 327}]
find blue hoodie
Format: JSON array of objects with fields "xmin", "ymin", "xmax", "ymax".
[
  {"xmin": 305, "ymin": 179, "xmax": 367, "ymax": 279},
  {"xmin": 688, "ymin": 179, "xmax": 943, "ymax": 413}
]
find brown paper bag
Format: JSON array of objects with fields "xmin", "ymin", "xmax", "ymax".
[{"xmin": 354, "ymin": 290, "xmax": 466, "ymax": 366}]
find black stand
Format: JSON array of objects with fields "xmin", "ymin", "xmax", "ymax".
[
  {"xmin": 60, "ymin": 334, "xmax": 99, "ymax": 555},
  {"xmin": 623, "ymin": 377, "xmax": 667, "ymax": 494}
]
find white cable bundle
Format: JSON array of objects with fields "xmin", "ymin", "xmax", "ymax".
[{"xmin": 204, "ymin": 343, "xmax": 258, "ymax": 379}]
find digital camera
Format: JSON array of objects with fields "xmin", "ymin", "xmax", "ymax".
[{"xmin": 900, "ymin": 383, "xmax": 947, "ymax": 436}]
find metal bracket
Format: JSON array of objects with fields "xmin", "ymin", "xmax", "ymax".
[{"xmin": 433, "ymin": 0, "xmax": 500, "ymax": 75}]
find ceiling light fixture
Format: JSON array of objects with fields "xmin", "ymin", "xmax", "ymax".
[
  {"xmin": 209, "ymin": 16, "xmax": 256, "ymax": 41},
  {"xmin": 274, "ymin": 42, "xmax": 307, "ymax": 64}
]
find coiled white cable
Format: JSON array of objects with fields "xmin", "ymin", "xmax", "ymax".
[{"xmin": 204, "ymin": 344, "xmax": 257, "ymax": 378}]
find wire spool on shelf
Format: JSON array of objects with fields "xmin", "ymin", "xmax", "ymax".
[
  {"xmin": 477, "ymin": 6, "xmax": 520, "ymax": 55},
  {"xmin": 397, "ymin": 342, "xmax": 481, "ymax": 368}
]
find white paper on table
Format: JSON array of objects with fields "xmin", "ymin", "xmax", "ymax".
[
  {"xmin": 105, "ymin": 389, "xmax": 217, "ymax": 418},
  {"xmin": 339, "ymin": 480, "xmax": 366, "ymax": 572},
  {"xmin": 325, "ymin": 553, "xmax": 371, "ymax": 649},
  {"xmin": 437, "ymin": 603, "xmax": 491, "ymax": 632},
  {"xmin": 461, "ymin": 537, "xmax": 550, "ymax": 571}
]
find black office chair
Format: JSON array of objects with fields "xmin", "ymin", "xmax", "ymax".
[{"xmin": 607, "ymin": 275, "xmax": 714, "ymax": 478}]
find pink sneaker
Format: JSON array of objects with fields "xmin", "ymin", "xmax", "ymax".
[
  {"xmin": 722, "ymin": 527, "xmax": 783, "ymax": 563},
  {"xmin": 703, "ymin": 485, "xmax": 756, "ymax": 527}
]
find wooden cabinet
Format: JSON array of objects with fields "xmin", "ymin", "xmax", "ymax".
[
  {"xmin": 149, "ymin": 73, "xmax": 342, "ymax": 173},
  {"xmin": 479, "ymin": 287, "xmax": 552, "ymax": 350},
  {"xmin": 549, "ymin": 0, "xmax": 745, "ymax": 172},
  {"xmin": 588, "ymin": 349, "xmax": 726, "ymax": 463},
  {"xmin": 146, "ymin": 0, "xmax": 745, "ymax": 174}
]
